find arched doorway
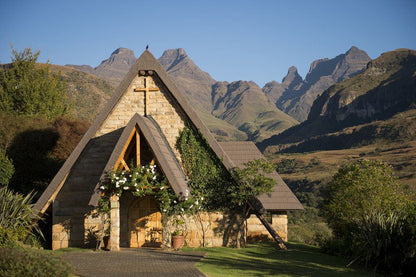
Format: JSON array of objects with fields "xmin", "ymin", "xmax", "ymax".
[{"xmin": 128, "ymin": 195, "xmax": 162, "ymax": 248}]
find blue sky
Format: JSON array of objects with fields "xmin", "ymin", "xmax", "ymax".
[{"xmin": 1, "ymin": 0, "xmax": 415, "ymax": 86}]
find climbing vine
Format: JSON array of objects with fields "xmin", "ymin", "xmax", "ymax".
[{"xmin": 175, "ymin": 126, "xmax": 234, "ymax": 211}]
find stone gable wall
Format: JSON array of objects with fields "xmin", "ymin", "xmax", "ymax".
[{"xmin": 95, "ymin": 75, "xmax": 186, "ymax": 159}]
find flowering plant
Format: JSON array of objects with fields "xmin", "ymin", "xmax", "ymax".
[{"xmin": 99, "ymin": 164, "xmax": 203, "ymax": 216}]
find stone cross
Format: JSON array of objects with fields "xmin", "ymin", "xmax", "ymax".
[{"xmin": 134, "ymin": 77, "xmax": 158, "ymax": 116}]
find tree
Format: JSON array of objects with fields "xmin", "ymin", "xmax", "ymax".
[
  {"xmin": 230, "ymin": 159, "xmax": 276, "ymax": 207},
  {"xmin": 0, "ymin": 47, "xmax": 71, "ymax": 119},
  {"xmin": 322, "ymin": 160, "xmax": 406, "ymax": 238},
  {"xmin": 321, "ymin": 160, "xmax": 414, "ymax": 273},
  {"xmin": 229, "ymin": 159, "xmax": 277, "ymax": 248}
]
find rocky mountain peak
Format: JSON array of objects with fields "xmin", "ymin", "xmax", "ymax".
[
  {"xmin": 92, "ymin": 47, "xmax": 137, "ymax": 87},
  {"xmin": 158, "ymin": 48, "xmax": 188, "ymax": 69},
  {"xmin": 99, "ymin": 47, "xmax": 136, "ymax": 67},
  {"xmin": 282, "ymin": 66, "xmax": 303, "ymax": 88}
]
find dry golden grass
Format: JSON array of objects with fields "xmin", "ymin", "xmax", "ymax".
[{"xmin": 267, "ymin": 139, "xmax": 416, "ymax": 191}]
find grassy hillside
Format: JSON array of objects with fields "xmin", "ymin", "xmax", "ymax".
[
  {"xmin": 266, "ymin": 137, "xmax": 416, "ymax": 192},
  {"xmin": 48, "ymin": 64, "xmax": 114, "ymax": 122}
]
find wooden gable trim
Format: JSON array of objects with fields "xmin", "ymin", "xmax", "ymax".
[{"xmin": 115, "ymin": 127, "xmax": 137, "ymax": 171}]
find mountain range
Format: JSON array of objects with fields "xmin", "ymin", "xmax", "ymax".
[
  {"xmin": 68, "ymin": 46, "xmax": 374, "ymax": 142},
  {"xmin": 259, "ymin": 48, "xmax": 416, "ymax": 151},
  {"xmin": 263, "ymin": 46, "xmax": 371, "ymax": 121}
]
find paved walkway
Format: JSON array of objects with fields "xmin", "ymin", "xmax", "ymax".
[{"xmin": 61, "ymin": 248, "xmax": 206, "ymax": 277}]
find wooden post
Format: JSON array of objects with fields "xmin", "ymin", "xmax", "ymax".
[{"xmin": 135, "ymin": 130, "xmax": 140, "ymax": 167}]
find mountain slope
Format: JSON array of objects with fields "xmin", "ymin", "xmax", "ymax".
[
  {"xmin": 212, "ymin": 80, "xmax": 298, "ymax": 141},
  {"xmin": 266, "ymin": 47, "xmax": 371, "ymax": 122},
  {"xmin": 67, "ymin": 48, "xmax": 136, "ymax": 87},
  {"xmin": 259, "ymin": 48, "xmax": 416, "ymax": 150},
  {"xmin": 49, "ymin": 64, "xmax": 115, "ymax": 122},
  {"xmin": 158, "ymin": 48, "xmax": 216, "ymax": 112}
]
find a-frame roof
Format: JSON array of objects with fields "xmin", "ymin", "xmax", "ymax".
[
  {"xmin": 35, "ymin": 49, "xmax": 302, "ymax": 214},
  {"xmin": 88, "ymin": 113, "xmax": 190, "ymax": 206}
]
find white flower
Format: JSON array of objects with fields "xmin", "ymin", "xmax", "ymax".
[
  {"xmin": 136, "ymin": 188, "xmax": 139, "ymax": 191},
  {"xmin": 173, "ymin": 200, "xmax": 177, "ymax": 204},
  {"xmin": 160, "ymin": 187, "xmax": 164, "ymax": 190},
  {"xmin": 181, "ymin": 208, "xmax": 184, "ymax": 211},
  {"xmin": 201, "ymin": 197, "xmax": 204, "ymax": 200},
  {"xmin": 116, "ymin": 177, "xmax": 119, "ymax": 180},
  {"xmin": 116, "ymin": 182, "xmax": 120, "ymax": 188},
  {"xmin": 99, "ymin": 186, "xmax": 105, "ymax": 190},
  {"xmin": 190, "ymin": 205, "xmax": 193, "ymax": 209},
  {"xmin": 129, "ymin": 174, "xmax": 132, "ymax": 177},
  {"xmin": 152, "ymin": 176, "xmax": 156, "ymax": 180},
  {"xmin": 185, "ymin": 197, "xmax": 188, "ymax": 201},
  {"xmin": 123, "ymin": 186, "xmax": 129, "ymax": 190},
  {"xmin": 195, "ymin": 200, "xmax": 199, "ymax": 205},
  {"xmin": 163, "ymin": 209, "xmax": 167, "ymax": 212}
]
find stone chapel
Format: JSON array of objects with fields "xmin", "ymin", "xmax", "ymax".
[{"xmin": 34, "ymin": 49, "xmax": 302, "ymax": 250}]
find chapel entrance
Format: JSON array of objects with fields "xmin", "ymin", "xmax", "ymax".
[{"xmin": 128, "ymin": 195, "xmax": 162, "ymax": 248}]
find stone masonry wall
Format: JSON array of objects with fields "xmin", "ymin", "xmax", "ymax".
[
  {"xmin": 163, "ymin": 212, "xmax": 288, "ymax": 248},
  {"xmin": 95, "ymin": 75, "xmax": 186, "ymax": 159}
]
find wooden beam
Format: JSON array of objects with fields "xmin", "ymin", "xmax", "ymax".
[
  {"xmin": 120, "ymin": 159, "xmax": 130, "ymax": 171},
  {"xmin": 115, "ymin": 128, "xmax": 136, "ymax": 170},
  {"xmin": 248, "ymin": 199, "xmax": 287, "ymax": 250},
  {"xmin": 135, "ymin": 129, "xmax": 140, "ymax": 167}
]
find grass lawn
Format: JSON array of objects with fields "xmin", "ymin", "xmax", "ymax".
[{"xmin": 184, "ymin": 242, "xmax": 377, "ymax": 277}]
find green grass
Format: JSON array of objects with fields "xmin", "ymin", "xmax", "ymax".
[{"xmin": 184, "ymin": 242, "xmax": 377, "ymax": 277}]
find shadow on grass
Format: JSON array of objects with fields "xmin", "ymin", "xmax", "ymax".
[{"xmin": 190, "ymin": 242, "xmax": 377, "ymax": 277}]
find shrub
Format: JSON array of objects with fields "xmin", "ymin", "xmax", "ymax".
[
  {"xmin": 321, "ymin": 160, "xmax": 415, "ymax": 273},
  {"xmin": 0, "ymin": 247, "xmax": 72, "ymax": 277},
  {"xmin": 0, "ymin": 150, "xmax": 14, "ymax": 186},
  {"xmin": 0, "ymin": 186, "xmax": 42, "ymax": 247}
]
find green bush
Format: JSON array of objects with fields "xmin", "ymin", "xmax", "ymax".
[
  {"xmin": 0, "ymin": 150, "xmax": 14, "ymax": 186},
  {"xmin": 0, "ymin": 186, "xmax": 41, "ymax": 247},
  {"xmin": 0, "ymin": 247, "xmax": 72, "ymax": 277},
  {"xmin": 289, "ymin": 222, "xmax": 332, "ymax": 246},
  {"xmin": 321, "ymin": 160, "xmax": 415, "ymax": 274}
]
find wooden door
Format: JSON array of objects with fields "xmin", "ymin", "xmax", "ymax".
[{"xmin": 129, "ymin": 196, "xmax": 162, "ymax": 248}]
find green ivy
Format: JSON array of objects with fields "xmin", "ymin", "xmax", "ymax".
[{"xmin": 175, "ymin": 126, "xmax": 233, "ymax": 211}]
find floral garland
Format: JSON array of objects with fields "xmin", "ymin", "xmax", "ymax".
[{"xmin": 99, "ymin": 164, "xmax": 203, "ymax": 216}]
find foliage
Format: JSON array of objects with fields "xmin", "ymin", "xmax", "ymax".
[
  {"xmin": 0, "ymin": 150, "xmax": 14, "ymax": 186},
  {"xmin": 0, "ymin": 186, "xmax": 42, "ymax": 247},
  {"xmin": 0, "ymin": 47, "xmax": 72, "ymax": 119},
  {"xmin": 229, "ymin": 159, "xmax": 276, "ymax": 207},
  {"xmin": 3, "ymin": 114, "xmax": 88, "ymax": 195},
  {"xmin": 175, "ymin": 126, "xmax": 233, "ymax": 210},
  {"xmin": 322, "ymin": 160, "xmax": 407, "ymax": 238},
  {"xmin": 100, "ymin": 164, "xmax": 203, "ymax": 216},
  {"xmin": 276, "ymin": 158, "xmax": 300, "ymax": 174},
  {"xmin": 321, "ymin": 159, "xmax": 415, "ymax": 273},
  {"xmin": 0, "ymin": 247, "xmax": 73, "ymax": 277}
]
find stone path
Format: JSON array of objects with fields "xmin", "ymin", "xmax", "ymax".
[{"xmin": 61, "ymin": 248, "xmax": 206, "ymax": 277}]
